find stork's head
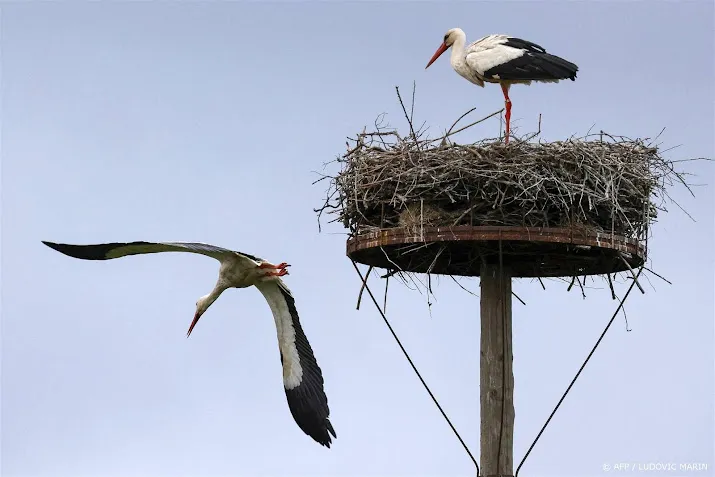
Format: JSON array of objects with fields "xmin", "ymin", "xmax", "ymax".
[
  {"xmin": 187, "ymin": 294, "xmax": 217, "ymax": 337},
  {"xmin": 426, "ymin": 28, "xmax": 464, "ymax": 69},
  {"xmin": 442, "ymin": 28, "xmax": 463, "ymax": 47}
]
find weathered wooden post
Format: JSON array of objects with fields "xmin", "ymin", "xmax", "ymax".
[{"xmin": 480, "ymin": 262, "xmax": 514, "ymax": 476}]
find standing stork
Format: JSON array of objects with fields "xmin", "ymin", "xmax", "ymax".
[
  {"xmin": 42, "ymin": 240, "xmax": 337, "ymax": 448},
  {"xmin": 425, "ymin": 27, "xmax": 578, "ymax": 144}
]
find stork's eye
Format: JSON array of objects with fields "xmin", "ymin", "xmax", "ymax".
[{"xmin": 444, "ymin": 34, "xmax": 449, "ymax": 43}]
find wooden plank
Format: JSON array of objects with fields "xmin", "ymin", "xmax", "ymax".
[{"xmin": 480, "ymin": 263, "xmax": 515, "ymax": 476}]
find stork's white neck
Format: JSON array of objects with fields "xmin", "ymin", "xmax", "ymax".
[
  {"xmin": 198, "ymin": 281, "xmax": 228, "ymax": 314},
  {"xmin": 449, "ymin": 30, "xmax": 471, "ymax": 79}
]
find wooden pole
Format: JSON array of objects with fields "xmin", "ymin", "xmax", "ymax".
[{"xmin": 480, "ymin": 262, "xmax": 514, "ymax": 477}]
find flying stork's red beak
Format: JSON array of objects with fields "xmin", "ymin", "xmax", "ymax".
[
  {"xmin": 187, "ymin": 311, "xmax": 202, "ymax": 338},
  {"xmin": 426, "ymin": 42, "xmax": 448, "ymax": 69}
]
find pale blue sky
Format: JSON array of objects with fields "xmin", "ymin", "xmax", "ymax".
[{"xmin": 1, "ymin": 1, "xmax": 713, "ymax": 476}]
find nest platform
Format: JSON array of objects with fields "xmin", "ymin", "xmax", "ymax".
[
  {"xmin": 346, "ymin": 225, "xmax": 644, "ymax": 278},
  {"xmin": 317, "ymin": 109, "xmax": 686, "ymax": 280}
]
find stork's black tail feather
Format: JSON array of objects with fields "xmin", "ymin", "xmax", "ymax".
[{"xmin": 539, "ymin": 52, "xmax": 579, "ymax": 81}]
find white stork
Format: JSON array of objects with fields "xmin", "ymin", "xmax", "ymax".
[
  {"xmin": 42, "ymin": 240, "xmax": 337, "ymax": 448},
  {"xmin": 425, "ymin": 27, "xmax": 578, "ymax": 144}
]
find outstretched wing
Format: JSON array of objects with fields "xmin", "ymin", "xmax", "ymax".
[
  {"xmin": 42, "ymin": 241, "xmax": 264, "ymax": 263},
  {"xmin": 255, "ymin": 280, "xmax": 336, "ymax": 448}
]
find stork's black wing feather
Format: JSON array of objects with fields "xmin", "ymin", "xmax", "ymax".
[
  {"xmin": 483, "ymin": 37, "xmax": 578, "ymax": 82},
  {"xmin": 42, "ymin": 241, "xmax": 263, "ymax": 263},
  {"xmin": 500, "ymin": 37, "xmax": 548, "ymax": 54},
  {"xmin": 270, "ymin": 283, "xmax": 336, "ymax": 448}
]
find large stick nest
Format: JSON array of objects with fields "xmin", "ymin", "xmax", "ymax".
[
  {"xmin": 317, "ymin": 112, "xmax": 689, "ymax": 246},
  {"xmin": 315, "ymin": 87, "xmax": 706, "ymax": 299}
]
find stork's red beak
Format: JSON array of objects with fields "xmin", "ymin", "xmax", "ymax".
[
  {"xmin": 426, "ymin": 42, "xmax": 448, "ymax": 69},
  {"xmin": 187, "ymin": 311, "xmax": 202, "ymax": 338}
]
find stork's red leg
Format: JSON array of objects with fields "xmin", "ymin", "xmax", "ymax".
[{"xmin": 501, "ymin": 83, "xmax": 512, "ymax": 145}]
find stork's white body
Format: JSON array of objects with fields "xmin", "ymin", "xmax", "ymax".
[{"xmin": 448, "ymin": 34, "xmax": 561, "ymax": 87}]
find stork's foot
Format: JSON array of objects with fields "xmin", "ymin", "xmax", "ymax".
[
  {"xmin": 263, "ymin": 269, "xmax": 289, "ymax": 277},
  {"xmin": 258, "ymin": 261, "xmax": 290, "ymax": 277},
  {"xmin": 258, "ymin": 262, "xmax": 290, "ymax": 270}
]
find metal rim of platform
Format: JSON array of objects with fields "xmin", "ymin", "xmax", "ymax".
[{"xmin": 346, "ymin": 225, "xmax": 646, "ymax": 278}]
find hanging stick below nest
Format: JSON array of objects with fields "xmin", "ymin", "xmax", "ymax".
[
  {"xmin": 512, "ymin": 291, "xmax": 527, "ymax": 306},
  {"xmin": 356, "ymin": 265, "xmax": 374, "ymax": 310},
  {"xmin": 643, "ymin": 266, "xmax": 673, "ymax": 285},
  {"xmin": 618, "ymin": 253, "xmax": 645, "ymax": 294},
  {"xmin": 607, "ymin": 273, "xmax": 617, "ymax": 300}
]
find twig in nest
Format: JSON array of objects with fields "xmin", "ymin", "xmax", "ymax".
[
  {"xmin": 410, "ymin": 81, "xmax": 416, "ymax": 127},
  {"xmin": 522, "ymin": 113, "xmax": 542, "ymax": 142},
  {"xmin": 395, "ymin": 86, "xmax": 417, "ymax": 141},
  {"xmin": 440, "ymin": 108, "xmax": 504, "ymax": 140},
  {"xmin": 444, "ymin": 107, "xmax": 477, "ymax": 139}
]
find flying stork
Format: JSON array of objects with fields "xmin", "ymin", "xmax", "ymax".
[
  {"xmin": 425, "ymin": 27, "xmax": 578, "ymax": 144},
  {"xmin": 42, "ymin": 240, "xmax": 336, "ymax": 448}
]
